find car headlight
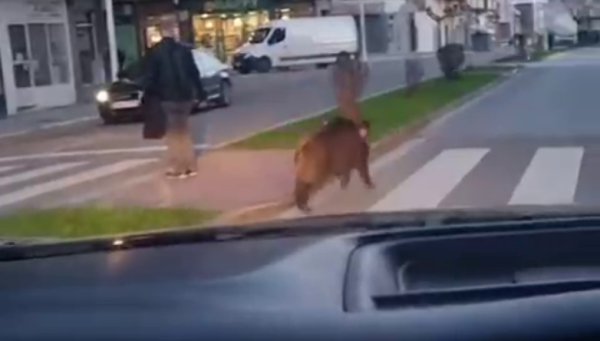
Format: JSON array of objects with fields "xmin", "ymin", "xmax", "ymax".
[
  {"xmin": 219, "ymin": 71, "xmax": 230, "ymax": 78},
  {"xmin": 96, "ymin": 90, "xmax": 109, "ymax": 103}
]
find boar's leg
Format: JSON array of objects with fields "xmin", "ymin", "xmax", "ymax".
[
  {"xmin": 339, "ymin": 172, "xmax": 351, "ymax": 189},
  {"xmin": 358, "ymin": 166, "xmax": 374, "ymax": 189},
  {"xmin": 294, "ymin": 179, "xmax": 312, "ymax": 212},
  {"xmin": 357, "ymin": 145, "xmax": 375, "ymax": 189}
]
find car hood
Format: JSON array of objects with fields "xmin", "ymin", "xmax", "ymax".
[{"xmin": 107, "ymin": 79, "xmax": 142, "ymax": 93}]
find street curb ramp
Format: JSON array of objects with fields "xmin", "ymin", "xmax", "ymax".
[{"xmin": 214, "ymin": 68, "xmax": 521, "ymax": 226}]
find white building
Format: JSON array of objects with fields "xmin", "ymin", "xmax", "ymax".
[{"xmin": 0, "ymin": 0, "xmax": 76, "ymax": 117}]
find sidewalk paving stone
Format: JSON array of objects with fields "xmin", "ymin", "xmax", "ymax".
[{"xmin": 92, "ymin": 150, "xmax": 295, "ymax": 212}]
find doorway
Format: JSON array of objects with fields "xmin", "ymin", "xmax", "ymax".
[
  {"xmin": 8, "ymin": 22, "xmax": 72, "ymax": 111},
  {"xmin": 75, "ymin": 20, "xmax": 97, "ymax": 85}
]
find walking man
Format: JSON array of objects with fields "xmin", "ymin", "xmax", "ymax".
[{"xmin": 143, "ymin": 30, "xmax": 206, "ymax": 179}]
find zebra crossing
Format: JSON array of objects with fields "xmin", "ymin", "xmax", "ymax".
[
  {"xmin": 368, "ymin": 145, "xmax": 599, "ymax": 212},
  {"xmin": 2, "ymin": 144, "xmax": 600, "ymax": 215},
  {"xmin": 0, "ymin": 158, "xmax": 157, "ymax": 211}
]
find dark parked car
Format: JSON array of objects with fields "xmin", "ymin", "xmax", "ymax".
[{"xmin": 95, "ymin": 48, "xmax": 233, "ymax": 125}]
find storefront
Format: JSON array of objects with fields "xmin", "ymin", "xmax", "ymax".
[
  {"xmin": 191, "ymin": 0, "xmax": 315, "ymax": 61},
  {"xmin": 135, "ymin": 0, "xmax": 315, "ymax": 63},
  {"xmin": 0, "ymin": 0, "xmax": 75, "ymax": 116}
]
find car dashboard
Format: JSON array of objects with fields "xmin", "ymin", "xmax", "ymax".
[{"xmin": 3, "ymin": 215, "xmax": 600, "ymax": 340}]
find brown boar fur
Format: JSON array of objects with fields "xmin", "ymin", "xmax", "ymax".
[{"xmin": 293, "ymin": 116, "xmax": 375, "ymax": 212}]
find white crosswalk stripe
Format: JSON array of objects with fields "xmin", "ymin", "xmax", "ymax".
[
  {"xmin": 0, "ymin": 145, "xmax": 594, "ymax": 213},
  {"xmin": 369, "ymin": 148, "xmax": 489, "ymax": 212},
  {"xmin": 368, "ymin": 145, "xmax": 593, "ymax": 212},
  {"xmin": 509, "ymin": 147, "xmax": 583, "ymax": 205},
  {"xmin": 0, "ymin": 159, "xmax": 156, "ymax": 209},
  {"xmin": 0, "ymin": 162, "xmax": 86, "ymax": 188},
  {"xmin": 0, "ymin": 165, "xmax": 20, "ymax": 175}
]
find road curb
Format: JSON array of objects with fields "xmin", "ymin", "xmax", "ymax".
[{"xmin": 216, "ymin": 68, "xmax": 519, "ymax": 225}]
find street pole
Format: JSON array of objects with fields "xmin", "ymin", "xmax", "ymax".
[
  {"xmin": 104, "ymin": 0, "xmax": 118, "ymax": 82},
  {"xmin": 359, "ymin": 0, "xmax": 368, "ymax": 62}
]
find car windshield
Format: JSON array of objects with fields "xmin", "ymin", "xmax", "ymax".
[
  {"xmin": 0, "ymin": 7, "xmax": 587, "ymax": 252},
  {"xmin": 248, "ymin": 27, "xmax": 271, "ymax": 44}
]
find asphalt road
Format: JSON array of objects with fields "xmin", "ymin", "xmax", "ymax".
[
  {"xmin": 0, "ymin": 50, "xmax": 510, "ymax": 159},
  {"xmin": 0, "ymin": 59, "xmax": 415, "ymax": 157},
  {"xmin": 280, "ymin": 47, "xmax": 600, "ymax": 219}
]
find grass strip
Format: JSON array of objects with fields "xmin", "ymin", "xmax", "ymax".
[
  {"xmin": 0, "ymin": 206, "xmax": 219, "ymax": 239},
  {"xmin": 231, "ymin": 71, "xmax": 501, "ymax": 150}
]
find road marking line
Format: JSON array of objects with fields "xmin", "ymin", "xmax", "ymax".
[
  {"xmin": 369, "ymin": 148, "xmax": 489, "ymax": 212},
  {"xmin": 0, "ymin": 162, "xmax": 86, "ymax": 188},
  {"xmin": 370, "ymin": 138, "xmax": 426, "ymax": 172},
  {"xmin": 0, "ymin": 144, "xmax": 204, "ymax": 163},
  {"xmin": 39, "ymin": 116, "xmax": 96, "ymax": 129},
  {"xmin": 0, "ymin": 165, "xmax": 20, "ymax": 175},
  {"xmin": 509, "ymin": 147, "xmax": 582, "ymax": 205},
  {"xmin": 49, "ymin": 172, "xmax": 158, "ymax": 208},
  {"xmin": 0, "ymin": 159, "xmax": 156, "ymax": 209}
]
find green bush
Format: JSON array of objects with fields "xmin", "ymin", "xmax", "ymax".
[{"xmin": 437, "ymin": 43, "xmax": 465, "ymax": 80}]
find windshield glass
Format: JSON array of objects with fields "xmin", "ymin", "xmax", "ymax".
[
  {"xmin": 248, "ymin": 27, "xmax": 271, "ymax": 44},
  {"xmin": 0, "ymin": 10, "xmax": 585, "ymax": 248}
]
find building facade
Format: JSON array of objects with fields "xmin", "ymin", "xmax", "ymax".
[
  {"xmin": 116, "ymin": 0, "xmax": 316, "ymax": 63},
  {"xmin": 67, "ymin": 0, "xmax": 112, "ymax": 103},
  {"xmin": 0, "ymin": 0, "xmax": 76, "ymax": 117}
]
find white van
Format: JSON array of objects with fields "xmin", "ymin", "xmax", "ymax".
[{"xmin": 231, "ymin": 16, "xmax": 358, "ymax": 74}]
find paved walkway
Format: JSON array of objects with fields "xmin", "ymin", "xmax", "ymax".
[{"xmin": 88, "ymin": 150, "xmax": 294, "ymax": 212}]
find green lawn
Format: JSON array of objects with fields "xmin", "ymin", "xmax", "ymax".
[
  {"xmin": 231, "ymin": 71, "xmax": 501, "ymax": 150},
  {"xmin": 531, "ymin": 49, "xmax": 560, "ymax": 61},
  {"xmin": 0, "ymin": 207, "xmax": 219, "ymax": 239}
]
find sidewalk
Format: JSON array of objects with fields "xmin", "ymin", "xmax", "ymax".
[
  {"xmin": 91, "ymin": 150, "xmax": 294, "ymax": 212},
  {"xmin": 0, "ymin": 103, "xmax": 98, "ymax": 139}
]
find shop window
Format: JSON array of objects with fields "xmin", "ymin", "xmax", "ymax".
[
  {"xmin": 192, "ymin": 11, "xmax": 270, "ymax": 62},
  {"xmin": 8, "ymin": 23, "xmax": 70, "ymax": 88},
  {"xmin": 268, "ymin": 28, "xmax": 285, "ymax": 45},
  {"xmin": 48, "ymin": 24, "xmax": 70, "ymax": 84},
  {"xmin": 145, "ymin": 14, "xmax": 180, "ymax": 49},
  {"xmin": 8, "ymin": 25, "xmax": 30, "ymax": 88},
  {"xmin": 29, "ymin": 24, "xmax": 52, "ymax": 86}
]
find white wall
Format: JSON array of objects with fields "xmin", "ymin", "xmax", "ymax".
[
  {"xmin": 415, "ymin": 11, "xmax": 438, "ymax": 52},
  {"xmin": 0, "ymin": 0, "xmax": 75, "ymax": 115},
  {"xmin": 499, "ymin": 0, "xmax": 513, "ymax": 22}
]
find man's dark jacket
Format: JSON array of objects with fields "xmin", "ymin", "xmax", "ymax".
[
  {"xmin": 141, "ymin": 38, "xmax": 205, "ymax": 139},
  {"xmin": 143, "ymin": 37, "xmax": 206, "ymax": 102}
]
